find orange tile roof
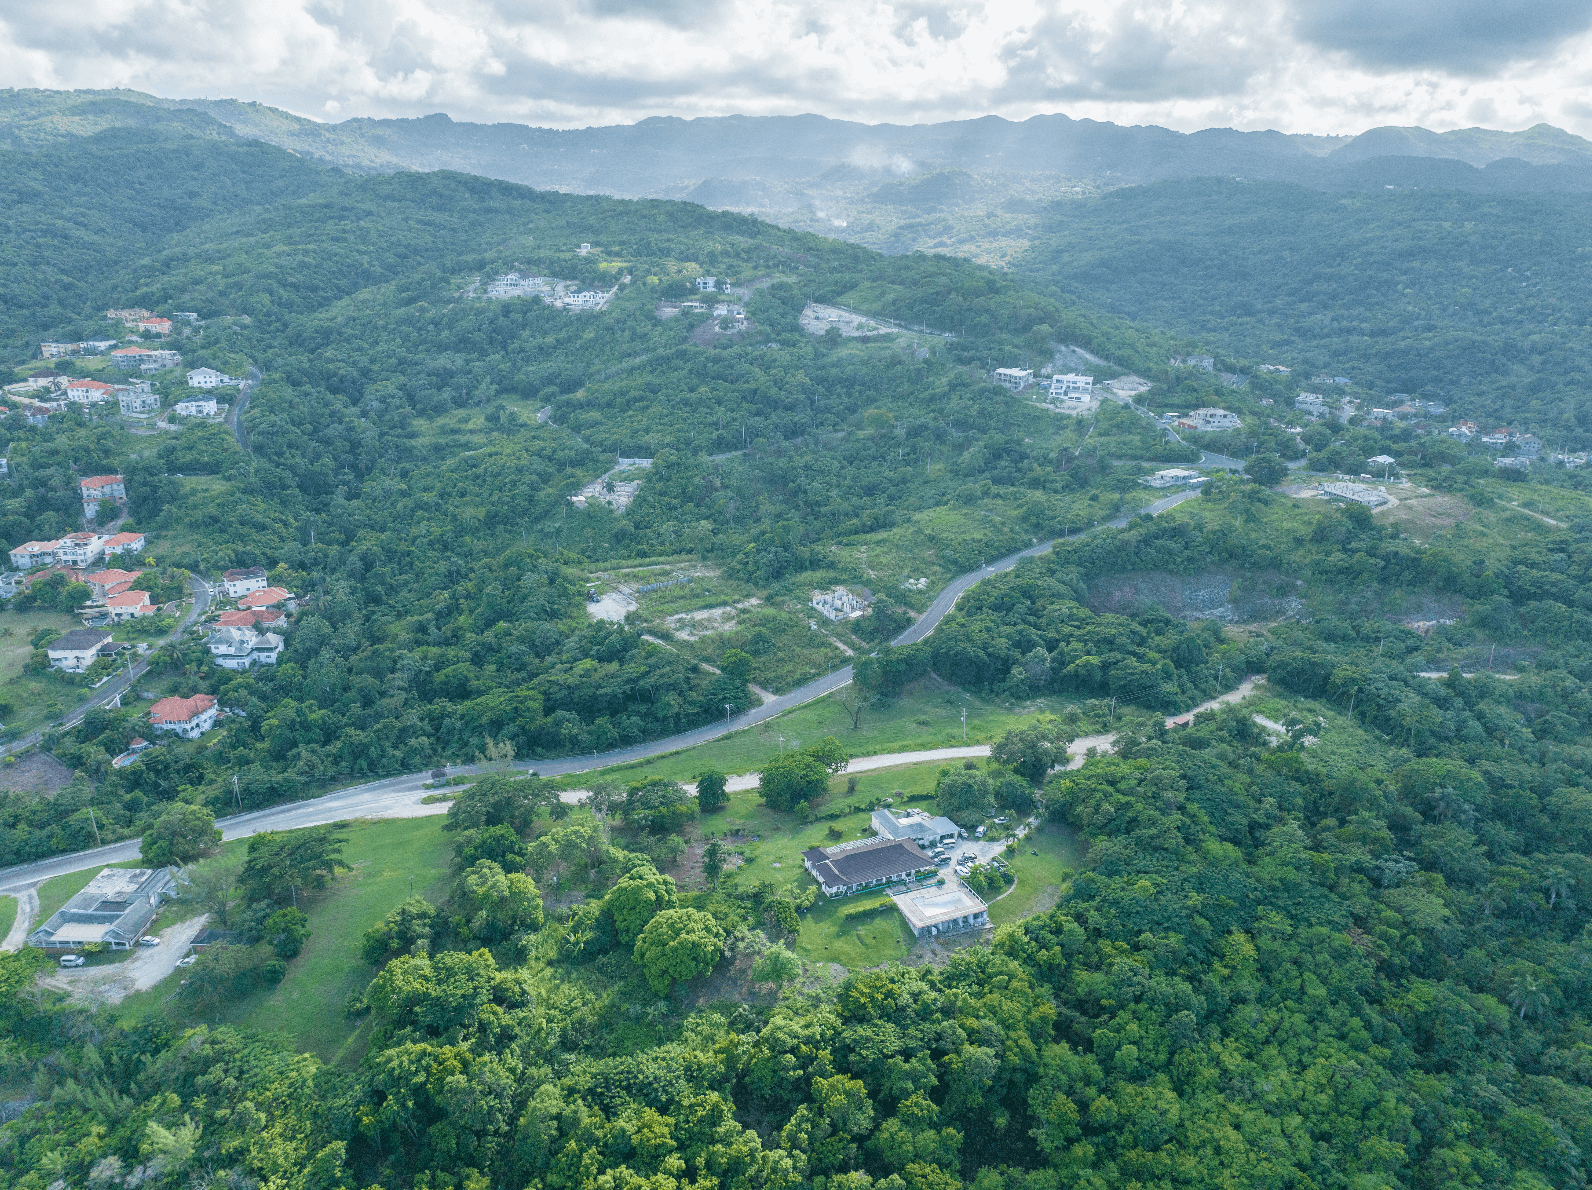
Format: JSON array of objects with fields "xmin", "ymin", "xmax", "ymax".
[
  {"xmin": 102, "ymin": 532, "xmax": 145, "ymax": 549},
  {"xmin": 105, "ymin": 590, "xmax": 150, "ymax": 607},
  {"xmin": 88, "ymin": 568, "xmax": 141, "ymax": 585},
  {"xmin": 79, "ymin": 475, "xmax": 123, "ymax": 489},
  {"xmin": 238, "ymin": 586, "xmax": 291, "ymax": 608},
  {"xmin": 216, "ymin": 608, "xmax": 285, "ymax": 627},
  {"xmin": 150, "ymin": 693, "xmax": 216, "ymax": 724}
]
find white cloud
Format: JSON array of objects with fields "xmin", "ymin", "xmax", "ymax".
[{"xmin": 2, "ymin": 0, "xmax": 1592, "ymax": 136}]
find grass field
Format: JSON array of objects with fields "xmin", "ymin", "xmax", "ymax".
[
  {"xmin": 0, "ymin": 609, "xmax": 83, "ymax": 737},
  {"xmin": 549, "ymin": 682, "xmax": 1066, "ymax": 791},
  {"xmin": 0, "ymin": 895, "xmax": 16, "ymax": 943},
  {"xmin": 117, "ymin": 816, "xmax": 453, "ymax": 1063},
  {"xmin": 988, "ymin": 823, "xmax": 1084, "ymax": 927}
]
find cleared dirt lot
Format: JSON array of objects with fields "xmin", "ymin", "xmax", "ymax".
[{"xmin": 39, "ymin": 914, "xmax": 209, "ymax": 1005}]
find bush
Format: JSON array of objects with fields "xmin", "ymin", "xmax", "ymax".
[
  {"xmin": 695, "ymin": 769, "xmax": 729, "ymax": 813},
  {"xmin": 633, "ymin": 907, "xmax": 725, "ymax": 994}
]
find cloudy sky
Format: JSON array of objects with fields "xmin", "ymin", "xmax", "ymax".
[{"xmin": 4, "ymin": 0, "xmax": 1592, "ymax": 136}]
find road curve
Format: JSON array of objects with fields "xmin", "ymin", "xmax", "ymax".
[{"xmin": 0, "ymin": 490, "xmax": 1205, "ymax": 894}]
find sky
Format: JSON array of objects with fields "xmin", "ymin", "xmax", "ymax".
[{"xmin": 4, "ymin": 0, "xmax": 1592, "ymax": 136}]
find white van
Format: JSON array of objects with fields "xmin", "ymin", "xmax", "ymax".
[{"xmin": 59, "ymin": 954, "xmax": 86, "ymax": 968}]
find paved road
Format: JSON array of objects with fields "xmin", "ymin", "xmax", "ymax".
[
  {"xmin": 227, "ymin": 368, "xmax": 259, "ymax": 452},
  {"xmin": 0, "ymin": 491, "xmax": 1206, "ymax": 896},
  {"xmin": 1, "ymin": 576, "xmax": 212, "ymax": 759}
]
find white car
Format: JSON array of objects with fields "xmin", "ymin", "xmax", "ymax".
[
  {"xmin": 139, "ymin": 936, "xmax": 160, "ymax": 946},
  {"xmin": 975, "ymin": 826, "xmax": 987, "ymax": 838},
  {"xmin": 994, "ymin": 817, "xmax": 1009, "ymax": 824},
  {"xmin": 176, "ymin": 955, "xmax": 197, "ymax": 968},
  {"xmin": 59, "ymin": 954, "xmax": 86, "ymax": 968}
]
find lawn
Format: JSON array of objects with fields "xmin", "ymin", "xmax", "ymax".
[
  {"xmin": 117, "ymin": 815, "xmax": 454, "ymax": 1063},
  {"xmin": 0, "ymin": 894, "xmax": 16, "ymax": 943},
  {"xmin": 988, "ymin": 822, "xmax": 1084, "ymax": 927},
  {"xmin": 547, "ymin": 681, "xmax": 1067, "ymax": 791},
  {"xmin": 0, "ymin": 609, "xmax": 83, "ymax": 737}
]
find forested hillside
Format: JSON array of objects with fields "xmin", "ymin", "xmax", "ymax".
[{"xmin": 1016, "ymin": 179, "xmax": 1592, "ymax": 439}]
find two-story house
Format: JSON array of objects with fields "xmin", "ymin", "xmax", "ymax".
[{"xmin": 149, "ymin": 693, "xmax": 218, "ymax": 739}]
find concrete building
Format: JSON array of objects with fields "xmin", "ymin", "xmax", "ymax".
[
  {"xmin": 812, "ymin": 587, "xmax": 866, "ymax": 621},
  {"xmin": 86, "ymin": 568, "xmax": 141, "ymax": 601},
  {"xmin": 802, "ymin": 837, "xmax": 936, "ymax": 897},
  {"xmin": 1171, "ymin": 355, "xmax": 1215, "ymax": 370},
  {"xmin": 208, "ymin": 626, "xmax": 284, "ymax": 669},
  {"xmin": 1320, "ymin": 481, "xmax": 1389, "ymax": 508},
  {"xmin": 47, "ymin": 628, "xmax": 114, "ymax": 672},
  {"xmin": 893, "ymin": 884, "xmax": 989, "ymax": 938},
  {"xmin": 118, "ymin": 386, "xmax": 160, "ymax": 415},
  {"xmin": 1495, "ymin": 457, "xmax": 1531, "ymax": 471},
  {"xmin": 27, "ymin": 867, "xmax": 176, "ymax": 952},
  {"xmin": 1049, "ymin": 373, "xmax": 1093, "ymax": 396},
  {"xmin": 696, "ymin": 277, "xmax": 718, "ymax": 291},
  {"xmin": 172, "ymin": 397, "xmax": 218, "ymax": 417},
  {"xmin": 221, "ymin": 566, "xmax": 268, "ymax": 598},
  {"xmin": 104, "ymin": 589, "xmax": 153, "ymax": 621},
  {"xmin": 149, "ymin": 693, "xmax": 218, "ymax": 738},
  {"xmin": 1140, "ymin": 468, "xmax": 1206, "ymax": 489},
  {"xmin": 1185, "ymin": 408, "xmax": 1242, "ymax": 432},
  {"xmin": 872, "ymin": 807, "xmax": 961, "ymax": 849},
  {"xmin": 238, "ymin": 586, "xmax": 293, "ymax": 609},
  {"xmin": 102, "ymin": 531, "xmax": 146, "ymax": 557},
  {"xmin": 65, "ymin": 379, "xmax": 114, "ymax": 404},
  {"xmin": 54, "ymin": 532, "xmax": 109, "ymax": 567},
  {"xmin": 993, "ymin": 367, "xmax": 1033, "ymax": 392}
]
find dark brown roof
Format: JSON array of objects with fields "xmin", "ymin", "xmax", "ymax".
[{"xmin": 806, "ymin": 838, "xmax": 931, "ymax": 887}]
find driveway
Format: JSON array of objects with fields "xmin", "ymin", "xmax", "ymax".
[{"xmin": 38, "ymin": 913, "xmax": 209, "ymax": 1005}]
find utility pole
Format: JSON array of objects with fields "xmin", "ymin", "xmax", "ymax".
[
  {"xmin": 233, "ymin": 773, "xmax": 242, "ymax": 812},
  {"xmin": 87, "ymin": 805, "xmax": 101, "ymax": 847},
  {"xmin": 1110, "ymin": 696, "xmax": 1117, "ymax": 725},
  {"xmin": 961, "ymin": 707, "xmax": 967, "ymax": 742}
]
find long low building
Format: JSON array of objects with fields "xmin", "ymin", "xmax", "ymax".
[
  {"xmin": 28, "ymin": 867, "xmax": 177, "ymax": 951},
  {"xmin": 802, "ymin": 836, "xmax": 935, "ymax": 897},
  {"xmin": 871, "ymin": 807, "xmax": 960, "ymax": 849}
]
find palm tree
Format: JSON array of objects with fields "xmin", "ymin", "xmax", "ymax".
[{"xmin": 1508, "ymin": 973, "xmax": 1549, "ymax": 1021}]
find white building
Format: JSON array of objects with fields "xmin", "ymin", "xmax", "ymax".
[
  {"xmin": 186, "ymin": 368, "xmax": 241, "ymax": 388},
  {"xmin": 872, "ymin": 808, "xmax": 961, "ymax": 849},
  {"xmin": 812, "ymin": 587, "xmax": 866, "ymax": 621},
  {"xmin": 562, "ymin": 291, "xmax": 605, "ymax": 310},
  {"xmin": 118, "ymin": 387, "xmax": 159, "ymax": 414},
  {"xmin": 47, "ymin": 629, "xmax": 113, "ymax": 673},
  {"xmin": 27, "ymin": 867, "xmax": 176, "ymax": 952},
  {"xmin": 172, "ymin": 397, "xmax": 218, "ymax": 417},
  {"xmin": 893, "ymin": 884, "xmax": 989, "ymax": 938},
  {"xmin": 1050, "ymin": 373, "xmax": 1093, "ymax": 396},
  {"xmin": 9, "ymin": 540, "xmax": 58, "ymax": 569},
  {"xmin": 208, "ymin": 626, "xmax": 285, "ymax": 669},
  {"xmin": 1140, "ymin": 468, "xmax": 1206, "ymax": 489},
  {"xmin": 695, "ymin": 276, "xmax": 718, "ymax": 292},
  {"xmin": 104, "ymin": 589, "xmax": 154, "ymax": 621},
  {"xmin": 65, "ymin": 379, "xmax": 114, "ymax": 404},
  {"xmin": 149, "ymin": 693, "xmax": 218, "ymax": 738},
  {"xmin": 221, "ymin": 566, "xmax": 269, "ymax": 598},
  {"xmin": 993, "ymin": 367, "xmax": 1033, "ymax": 392},
  {"xmin": 53, "ymin": 532, "xmax": 109, "ymax": 567},
  {"xmin": 802, "ymin": 837, "xmax": 935, "ymax": 897},
  {"xmin": 1495, "ymin": 457, "xmax": 1531, "ymax": 471},
  {"xmin": 1171, "ymin": 355, "xmax": 1215, "ymax": 371}
]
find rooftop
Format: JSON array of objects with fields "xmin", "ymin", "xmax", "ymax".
[
  {"xmin": 803, "ymin": 837, "xmax": 932, "ymax": 887},
  {"xmin": 79, "ymin": 474, "xmax": 123, "ymax": 488},
  {"xmin": 28, "ymin": 867, "xmax": 175, "ymax": 948},
  {"xmin": 893, "ymin": 883, "xmax": 989, "ymax": 931},
  {"xmin": 150, "ymin": 693, "xmax": 217, "ymax": 724},
  {"xmin": 48, "ymin": 628, "xmax": 113, "ymax": 653}
]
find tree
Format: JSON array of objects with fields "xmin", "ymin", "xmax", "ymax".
[
  {"xmin": 444, "ymin": 773, "xmax": 554, "ymax": 835},
  {"xmin": 695, "ymin": 769, "xmax": 730, "ymax": 813},
  {"xmin": 720, "ymin": 649, "xmax": 753, "ymax": 681},
  {"xmin": 990, "ymin": 724, "xmax": 1067, "ymax": 785},
  {"xmin": 703, "ymin": 839, "xmax": 725, "ymax": 889},
  {"xmin": 751, "ymin": 942, "xmax": 801, "ymax": 987},
  {"xmin": 453, "ymin": 823, "xmax": 530, "ymax": 871},
  {"xmin": 263, "ymin": 907, "xmax": 310, "ymax": 959},
  {"xmin": 605, "ymin": 866, "xmax": 677, "ymax": 944},
  {"xmin": 808, "ymin": 736, "xmax": 849, "ymax": 774},
  {"xmin": 1246, "ymin": 453, "xmax": 1289, "ymax": 486},
  {"xmin": 633, "ymin": 907, "xmax": 724, "ymax": 993},
  {"xmin": 935, "ymin": 768, "xmax": 994, "ymax": 823},
  {"xmin": 187, "ymin": 852, "xmax": 243, "ymax": 927},
  {"xmin": 761, "ymin": 751, "xmax": 829, "ymax": 812},
  {"xmin": 141, "ymin": 802, "xmax": 222, "ymax": 867},
  {"xmin": 238, "ymin": 826, "xmax": 347, "ymax": 905},
  {"xmin": 453, "ymin": 860, "xmax": 544, "ymax": 944},
  {"xmin": 361, "ymin": 897, "xmax": 439, "ymax": 965},
  {"xmin": 624, "ymin": 778, "xmax": 697, "ymax": 834}
]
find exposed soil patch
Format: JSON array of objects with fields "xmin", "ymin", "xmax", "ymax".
[
  {"xmin": 669, "ymin": 838, "xmax": 748, "ymax": 891},
  {"xmin": 1087, "ymin": 570, "xmax": 1306, "ymax": 623},
  {"xmin": 901, "ymin": 925, "xmax": 993, "ymax": 968},
  {"xmin": 0, "ymin": 752, "xmax": 76, "ymax": 796}
]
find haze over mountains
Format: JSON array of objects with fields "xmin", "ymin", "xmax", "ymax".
[{"xmin": 8, "ymin": 87, "xmax": 1592, "ymax": 263}]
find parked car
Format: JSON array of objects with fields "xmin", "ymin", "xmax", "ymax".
[
  {"xmin": 59, "ymin": 954, "xmax": 86, "ymax": 968},
  {"xmin": 994, "ymin": 816, "xmax": 1009, "ymax": 824},
  {"xmin": 176, "ymin": 955, "xmax": 197, "ymax": 968},
  {"xmin": 139, "ymin": 936, "xmax": 160, "ymax": 946},
  {"xmin": 975, "ymin": 826, "xmax": 987, "ymax": 838}
]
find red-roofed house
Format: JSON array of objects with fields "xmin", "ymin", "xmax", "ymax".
[
  {"xmin": 86, "ymin": 569, "xmax": 142, "ymax": 600},
  {"xmin": 149, "ymin": 693, "xmax": 217, "ymax": 738},
  {"xmin": 221, "ymin": 566, "xmax": 267, "ymax": 598},
  {"xmin": 80, "ymin": 475, "xmax": 126, "ymax": 521},
  {"xmin": 238, "ymin": 586, "xmax": 292, "ymax": 609},
  {"xmin": 102, "ymin": 531, "xmax": 146, "ymax": 557},
  {"xmin": 137, "ymin": 317, "xmax": 172, "ymax": 336},
  {"xmin": 105, "ymin": 589, "xmax": 153, "ymax": 621},
  {"xmin": 216, "ymin": 607, "xmax": 286, "ymax": 628}
]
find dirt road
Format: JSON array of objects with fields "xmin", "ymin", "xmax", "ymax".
[{"xmin": 39, "ymin": 914, "xmax": 209, "ymax": 1005}]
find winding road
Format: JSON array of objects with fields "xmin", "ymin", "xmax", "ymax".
[{"xmin": 0, "ymin": 488, "xmax": 1204, "ymax": 903}]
